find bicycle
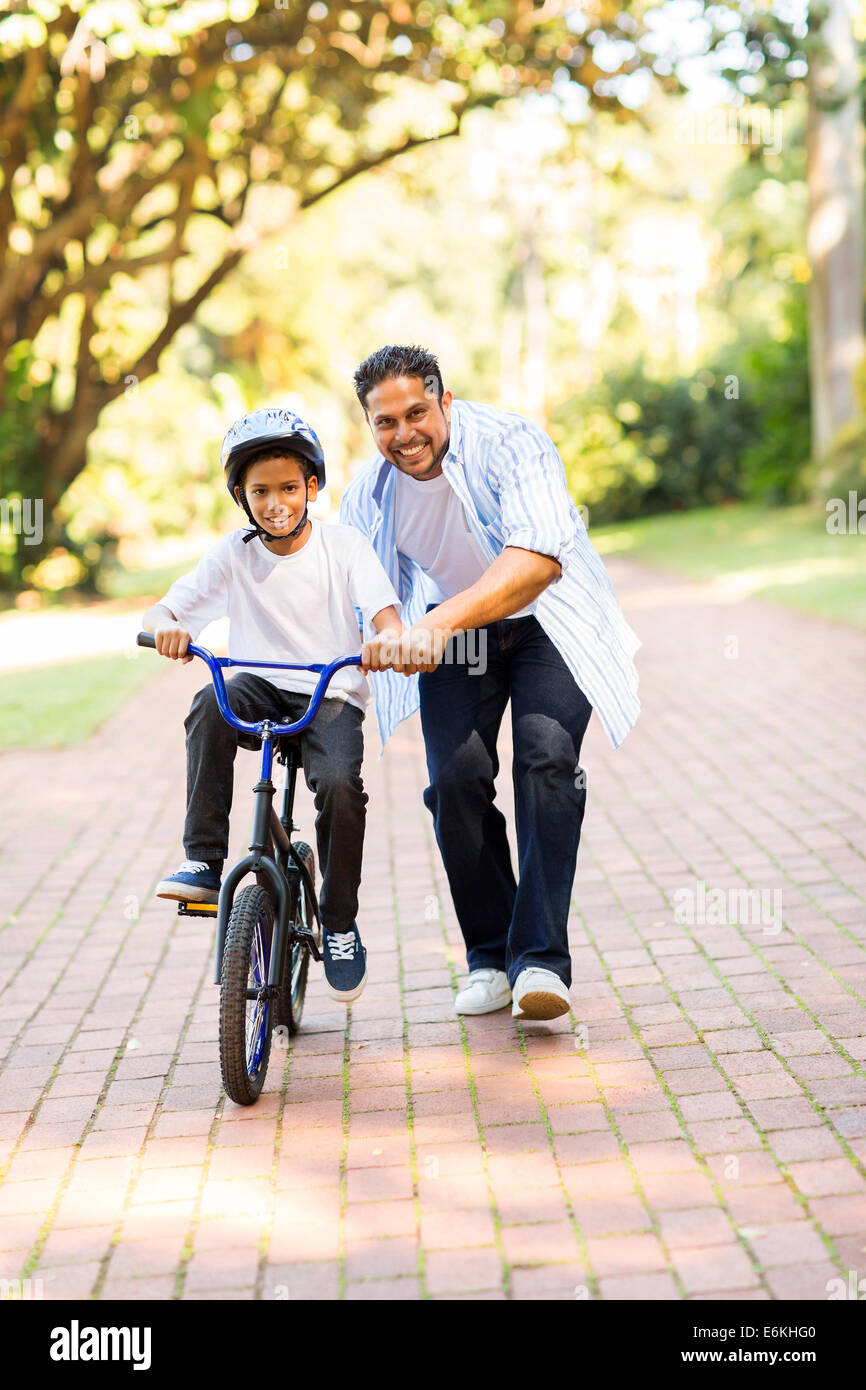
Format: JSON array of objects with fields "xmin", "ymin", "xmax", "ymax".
[{"xmin": 137, "ymin": 631, "xmax": 361, "ymax": 1106}]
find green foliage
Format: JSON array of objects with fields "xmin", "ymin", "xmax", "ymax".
[
  {"xmin": 0, "ymin": 342, "xmax": 51, "ymax": 494},
  {"xmin": 813, "ymin": 415, "xmax": 866, "ymax": 503},
  {"xmin": 553, "ymin": 360, "xmax": 759, "ymax": 524},
  {"xmin": 0, "ymin": 0, "xmax": 811, "ymax": 592},
  {"xmin": 811, "ymin": 357, "xmax": 866, "ymax": 505},
  {"xmin": 730, "ymin": 290, "xmax": 812, "ymax": 504},
  {"xmin": 0, "ymin": 0, "xmax": 665, "ymax": 563},
  {"xmin": 0, "ymin": 343, "xmax": 53, "ymax": 584},
  {"xmin": 550, "ymin": 108, "xmax": 813, "ymax": 528},
  {"xmin": 553, "ymin": 291, "xmax": 811, "ymax": 525}
]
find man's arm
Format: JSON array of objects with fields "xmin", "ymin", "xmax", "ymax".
[
  {"xmin": 417, "ymin": 546, "xmax": 559, "ymax": 634},
  {"xmin": 356, "ymin": 418, "xmax": 572, "ymax": 675},
  {"xmin": 361, "ymin": 548, "xmax": 560, "ymax": 675}
]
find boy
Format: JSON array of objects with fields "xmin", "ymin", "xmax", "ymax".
[{"xmin": 141, "ymin": 406, "xmax": 402, "ymax": 1004}]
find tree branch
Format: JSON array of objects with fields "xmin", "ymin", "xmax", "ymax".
[
  {"xmin": 132, "ymin": 247, "xmax": 245, "ymax": 382},
  {"xmin": 0, "ymin": 45, "xmax": 46, "ymax": 143},
  {"xmin": 297, "ymin": 99, "xmax": 497, "ymax": 212},
  {"xmin": 44, "ymin": 245, "xmax": 247, "ymax": 499},
  {"xmin": 0, "ymin": 155, "xmax": 200, "ymax": 322}
]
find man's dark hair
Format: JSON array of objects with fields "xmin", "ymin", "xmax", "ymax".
[
  {"xmin": 353, "ymin": 345, "xmax": 444, "ymax": 411},
  {"xmin": 238, "ymin": 445, "xmax": 316, "ymax": 488}
]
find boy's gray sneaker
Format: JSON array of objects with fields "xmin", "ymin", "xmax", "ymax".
[{"xmin": 156, "ymin": 860, "xmax": 221, "ymax": 904}]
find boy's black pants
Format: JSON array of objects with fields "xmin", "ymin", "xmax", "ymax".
[{"xmin": 183, "ymin": 673, "xmax": 367, "ymax": 934}]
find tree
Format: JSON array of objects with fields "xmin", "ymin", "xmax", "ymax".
[
  {"xmin": 699, "ymin": 0, "xmax": 864, "ymax": 466},
  {"xmin": 805, "ymin": 0, "xmax": 865, "ymax": 459},
  {"xmin": 0, "ymin": 0, "xmax": 665, "ymax": 585},
  {"xmin": 0, "ymin": 0, "xmax": 822, "ymax": 588}
]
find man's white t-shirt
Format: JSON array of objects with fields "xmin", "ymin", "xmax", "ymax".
[
  {"xmin": 159, "ymin": 520, "xmax": 400, "ymax": 711},
  {"xmin": 393, "ymin": 468, "xmax": 533, "ymax": 617}
]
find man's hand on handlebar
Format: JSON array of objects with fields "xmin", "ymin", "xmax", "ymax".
[
  {"xmin": 361, "ymin": 626, "xmax": 452, "ymax": 676},
  {"xmin": 154, "ymin": 626, "xmax": 194, "ymax": 664}
]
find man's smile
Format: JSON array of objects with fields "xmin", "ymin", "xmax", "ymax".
[{"xmin": 394, "ymin": 441, "xmax": 428, "ymax": 460}]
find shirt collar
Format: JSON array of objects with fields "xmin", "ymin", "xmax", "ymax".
[
  {"xmin": 371, "ymin": 455, "xmax": 393, "ymax": 508},
  {"xmin": 444, "ymin": 397, "xmax": 464, "ymax": 468}
]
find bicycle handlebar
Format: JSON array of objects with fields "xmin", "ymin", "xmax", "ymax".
[{"xmin": 136, "ymin": 631, "xmax": 362, "ymax": 738}]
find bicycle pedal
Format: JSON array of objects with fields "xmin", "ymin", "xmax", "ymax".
[
  {"xmin": 177, "ymin": 901, "xmax": 218, "ymax": 917},
  {"xmin": 294, "ymin": 929, "xmax": 321, "ymax": 963}
]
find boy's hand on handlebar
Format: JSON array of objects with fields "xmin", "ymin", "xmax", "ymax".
[{"xmin": 154, "ymin": 626, "xmax": 194, "ymax": 664}]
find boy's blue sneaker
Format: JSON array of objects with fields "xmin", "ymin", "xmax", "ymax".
[
  {"xmin": 156, "ymin": 859, "xmax": 221, "ymax": 904},
  {"xmin": 322, "ymin": 922, "xmax": 367, "ymax": 1003}
]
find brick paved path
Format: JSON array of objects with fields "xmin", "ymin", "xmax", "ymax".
[{"xmin": 1, "ymin": 557, "xmax": 865, "ymax": 1302}]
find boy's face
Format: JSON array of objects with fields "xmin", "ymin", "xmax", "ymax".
[
  {"xmin": 235, "ymin": 454, "xmax": 316, "ymax": 536},
  {"xmin": 364, "ymin": 375, "xmax": 452, "ymax": 481}
]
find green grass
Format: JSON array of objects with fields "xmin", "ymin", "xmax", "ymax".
[
  {"xmin": 592, "ymin": 501, "xmax": 866, "ymax": 629},
  {"xmin": 97, "ymin": 558, "xmax": 196, "ymax": 601},
  {"xmin": 0, "ymin": 653, "xmax": 163, "ymax": 749}
]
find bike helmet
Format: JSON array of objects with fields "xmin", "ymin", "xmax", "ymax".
[{"xmin": 221, "ymin": 407, "xmax": 326, "ymax": 544}]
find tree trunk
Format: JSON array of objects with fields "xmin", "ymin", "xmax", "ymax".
[
  {"xmin": 523, "ymin": 238, "xmax": 548, "ymax": 427},
  {"xmin": 806, "ymin": 0, "xmax": 865, "ymax": 460}
]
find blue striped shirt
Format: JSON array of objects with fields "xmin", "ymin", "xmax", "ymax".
[{"xmin": 339, "ymin": 398, "xmax": 641, "ymax": 751}]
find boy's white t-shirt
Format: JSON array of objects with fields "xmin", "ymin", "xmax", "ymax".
[
  {"xmin": 159, "ymin": 520, "xmax": 400, "ymax": 711},
  {"xmin": 393, "ymin": 468, "xmax": 532, "ymax": 617}
]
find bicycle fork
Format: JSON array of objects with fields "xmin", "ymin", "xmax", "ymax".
[{"xmin": 213, "ymin": 727, "xmax": 321, "ymax": 986}]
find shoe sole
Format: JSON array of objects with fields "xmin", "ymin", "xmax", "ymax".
[
  {"xmin": 155, "ymin": 882, "xmax": 219, "ymax": 904},
  {"xmin": 324, "ymin": 967, "xmax": 367, "ymax": 1005},
  {"xmin": 455, "ymin": 992, "xmax": 512, "ymax": 1016},
  {"xmin": 512, "ymin": 990, "xmax": 571, "ymax": 1021}
]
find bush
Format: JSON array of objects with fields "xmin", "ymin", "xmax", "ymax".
[
  {"xmin": 812, "ymin": 415, "xmax": 866, "ymax": 506},
  {"xmin": 550, "ymin": 296, "xmax": 811, "ymax": 524},
  {"xmin": 551, "ymin": 360, "xmax": 760, "ymax": 525},
  {"xmin": 732, "ymin": 291, "xmax": 812, "ymax": 504},
  {"xmin": 809, "ymin": 357, "xmax": 866, "ymax": 514}
]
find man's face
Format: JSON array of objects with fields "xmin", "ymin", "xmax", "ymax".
[
  {"xmin": 235, "ymin": 454, "xmax": 316, "ymax": 536},
  {"xmin": 364, "ymin": 375, "xmax": 453, "ymax": 481}
]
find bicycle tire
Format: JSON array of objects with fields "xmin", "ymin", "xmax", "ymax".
[
  {"xmin": 219, "ymin": 884, "xmax": 275, "ymax": 1106},
  {"xmin": 283, "ymin": 841, "xmax": 315, "ymax": 1035}
]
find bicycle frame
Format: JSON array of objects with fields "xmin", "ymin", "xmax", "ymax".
[{"xmin": 136, "ymin": 634, "xmax": 361, "ymax": 986}]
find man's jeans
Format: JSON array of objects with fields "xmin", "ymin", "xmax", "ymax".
[
  {"xmin": 419, "ymin": 615, "xmax": 593, "ymax": 988},
  {"xmin": 183, "ymin": 674, "xmax": 367, "ymax": 934}
]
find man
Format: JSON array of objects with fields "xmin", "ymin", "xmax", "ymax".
[{"xmin": 341, "ymin": 344, "xmax": 641, "ymax": 1022}]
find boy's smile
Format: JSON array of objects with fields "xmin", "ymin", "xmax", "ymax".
[{"xmin": 235, "ymin": 454, "xmax": 317, "ymax": 553}]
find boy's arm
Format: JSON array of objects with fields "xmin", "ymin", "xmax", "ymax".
[
  {"xmin": 140, "ymin": 601, "xmax": 194, "ymax": 663},
  {"xmin": 371, "ymin": 605, "xmax": 402, "ymax": 635},
  {"xmin": 360, "ymin": 605, "xmax": 403, "ymax": 674},
  {"xmin": 140, "ymin": 538, "xmax": 231, "ymax": 665}
]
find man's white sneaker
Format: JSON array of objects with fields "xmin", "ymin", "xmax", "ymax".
[
  {"xmin": 454, "ymin": 969, "xmax": 512, "ymax": 1016},
  {"xmin": 511, "ymin": 968, "xmax": 572, "ymax": 1021}
]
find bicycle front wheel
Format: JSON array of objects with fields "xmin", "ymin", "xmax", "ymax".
[{"xmin": 219, "ymin": 884, "xmax": 275, "ymax": 1106}]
